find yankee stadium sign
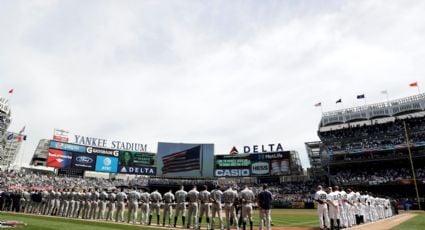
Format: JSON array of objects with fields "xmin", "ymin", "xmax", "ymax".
[{"xmin": 72, "ymin": 135, "xmax": 147, "ymax": 152}]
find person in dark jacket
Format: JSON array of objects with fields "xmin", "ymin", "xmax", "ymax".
[
  {"xmin": 10, "ymin": 190, "xmax": 21, "ymax": 212},
  {"xmin": 257, "ymin": 184, "xmax": 272, "ymax": 230}
]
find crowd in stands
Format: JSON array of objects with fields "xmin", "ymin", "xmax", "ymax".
[
  {"xmin": 319, "ymin": 116, "xmax": 425, "ymax": 153},
  {"xmin": 333, "ymin": 167, "xmax": 425, "ymax": 185}
]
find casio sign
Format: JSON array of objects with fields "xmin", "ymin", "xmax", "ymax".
[
  {"xmin": 214, "ymin": 169, "xmax": 250, "ymax": 177},
  {"xmin": 251, "ymin": 162, "xmax": 269, "ymax": 175},
  {"xmin": 76, "ymin": 156, "xmax": 93, "ymax": 164}
]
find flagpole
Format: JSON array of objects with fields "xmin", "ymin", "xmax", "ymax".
[{"xmin": 403, "ymin": 121, "xmax": 422, "ymax": 210}]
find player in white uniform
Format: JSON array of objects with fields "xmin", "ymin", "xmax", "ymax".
[
  {"xmin": 326, "ymin": 187, "xmax": 340, "ymax": 230},
  {"xmin": 314, "ymin": 186, "xmax": 329, "ymax": 230},
  {"xmin": 106, "ymin": 189, "xmax": 116, "ymax": 221},
  {"xmin": 199, "ymin": 185, "xmax": 211, "ymax": 230}
]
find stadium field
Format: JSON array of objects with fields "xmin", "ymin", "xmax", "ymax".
[
  {"xmin": 0, "ymin": 209, "xmax": 319, "ymax": 230},
  {"xmin": 2, "ymin": 210, "xmax": 424, "ymax": 229}
]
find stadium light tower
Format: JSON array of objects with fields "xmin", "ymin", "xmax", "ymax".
[{"xmin": 403, "ymin": 120, "xmax": 422, "ymax": 210}]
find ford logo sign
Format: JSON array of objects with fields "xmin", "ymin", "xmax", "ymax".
[{"xmin": 76, "ymin": 156, "xmax": 93, "ymax": 164}]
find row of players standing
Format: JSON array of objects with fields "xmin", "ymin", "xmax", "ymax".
[
  {"xmin": 14, "ymin": 184, "xmax": 273, "ymax": 230},
  {"xmin": 314, "ymin": 185, "xmax": 395, "ymax": 230}
]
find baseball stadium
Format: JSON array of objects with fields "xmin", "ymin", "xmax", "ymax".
[{"xmin": 1, "ymin": 91, "xmax": 424, "ymax": 230}]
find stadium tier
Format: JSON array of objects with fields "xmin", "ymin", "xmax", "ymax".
[{"xmin": 317, "ymin": 93, "xmax": 425, "ymax": 209}]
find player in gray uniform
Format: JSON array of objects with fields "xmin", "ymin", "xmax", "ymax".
[
  {"xmin": 106, "ymin": 189, "xmax": 116, "ymax": 221},
  {"xmin": 47, "ymin": 189, "xmax": 55, "ymax": 215},
  {"xmin": 240, "ymin": 185, "xmax": 255, "ymax": 230},
  {"xmin": 54, "ymin": 189, "xmax": 62, "ymax": 216},
  {"xmin": 62, "ymin": 189, "xmax": 71, "ymax": 217},
  {"xmin": 90, "ymin": 188, "xmax": 100, "ymax": 219},
  {"xmin": 116, "ymin": 187, "xmax": 127, "ymax": 222},
  {"xmin": 127, "ymin": 187, "xmax": 141, "ymax": 224},
  {"xmin": 40, "ymin": 189, "xmax": 50, "ymax": 215},
  {"xmin": 187, "ymin": 185, "xmax": 200, "ymax": 229},
  {"xmin": 98, "ymin": 188, "xmax": 108, "ymax": 220},
  {"xmin": 21, "ymin": 190, "xmax": 31, "ymax": 213},
  {"xmin": 223, "ymin": 185, "xmax": 239, "ymax": 230},
  {"xmin": 210, "ymin": 185, "xmax": 224, "ymax": 230},
  {"xmin": 149, "ymin": 189, "xmax": 162, "ymax": 225},
  {"xmin": 67, "ymin": 188, "xmax": 77, "ymax": 217},
  {"xmin": 82, "ymin": 188, "xmax": 92, "ymax": 219},
  {"xmin": 199, "ymin": 185, "xmax": 211, "ymax": 230},
  {"xmin": 163, "ymin": 189, "xmax": 175, "ymax": 227},
  {"xmin": 75, "ymin": 189, "xmax": 85, "ymax": 218},
  {"xmin": 174, "ymin": 185, "xmax": 188, "ymax": 227},
  {"xmin": 140, "ymin": 189, "xmax": 150, "ymax": 225}
]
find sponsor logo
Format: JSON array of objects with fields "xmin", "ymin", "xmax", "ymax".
[
  {"xmin": 119, "ymin": 166, "xmax": 156, "ymax": 175},
  {"xmin": 95, "ymin": 156, "xmax": 118, "ymax": 173},
  {"xmin": 214, "ymin": 169, "xmax": 251, "ymax": 177},
  {"xmin": 251, "ymin": 162, "xmax": 269, "ymax": 175},
  {"xmin": 76, "ymin": 156, "xmax": 93, "ymax": 164},
  {"xmin": 86, "ymin": 146, "xmax": 119, "ymax": 157}
]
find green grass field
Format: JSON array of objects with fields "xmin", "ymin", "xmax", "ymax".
[
  {"xmin": 0, "ymin": 209, "xmax": 318, "ymax": 229},
  {"xmin": 2, "ymin": 209, "xmax": 424, "ymax": 230}
]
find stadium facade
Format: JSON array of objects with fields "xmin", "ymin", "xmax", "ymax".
[
  {"xmin": 315, "ymin": 93, "xmax": 425, "ymax": 208},
  {"xmin": 0, "ymin": 97, "xmax": 22, "ymax": 169}
]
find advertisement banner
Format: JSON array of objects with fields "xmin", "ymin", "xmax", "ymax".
[
  {"xmin": 250, "ymin": 151, "xmax": 291, "ymax": 176},
  {"xmin": 214, "ymin": 168, "xmax": 251, "ymax": 177},
  {"xmin": 47, "ymin": 149, "xmax": 72, "ymax": 168},
  {"xmin": 86, "ymin": 146, "xmax": 119, "ymax": 157},
  {"xmin": 214, "ymin": 154, "xmax": 251, "ymax": 177},
  {"xmin": 119, "ymin": 151, "xmax": 155, "ymax": 166},
  {"xmin": 118, "ymin": 166, "xmax": 156, "ymax": 175},
  {"xmin": 71, "ymin": 153, "xmax": 96, "ymax": 171},
  {"xmin": 95, "ymin": 155, "xmax": 118, "ymax": 173},
  {"xmin": 49, "ymin": 140, "xmax": 86, "ymax": 153}
]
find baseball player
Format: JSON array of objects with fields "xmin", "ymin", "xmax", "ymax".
[
  {"xmin": 223, "ymin": 185, "xmax": 239, "ymax": 230},
  {"xmin": 150, "ymin": 189, "xmax": 162, "ymax": 225},
  {"xmin": 327, "ymin": 186, "xmax": 340, "ymax": 230},
  {"xmin": 163, "ymin": 189, "xmax": 175, "ymax": 226},
  {"xmin": 54, "ymin": 189, "xmax": 62, "ymax": 216},
  {"xmin": 67, "ymin": 188, "xmax": 77, "ymax": 217},
  {"xmin": 106, "ymin": 189, "xmax": 116, "ymax": 221},
  {"xmin": 174, "ymin": 185, "xmax": 188, "ymax": 227},
  {"xmin": 210, "ymin": 185, "xmax": 224, "ymax": 230},
  {"xmin": 314, "ymin": 185, "xmax": 329, "ymax": 230},
  {"xmin": 240, "ymin": 185, "xmax": 255, "ymax": 230},
  {"xmin": 127, "ymin": 187, "xmax": 141, "ymax": 224},
  {"xmin": 187, "ymin": 185, "xmax": 200, "ymax": 229},
  {"xmin": 98, "ymin": 188, "xmax": 109, "ymax": 219},
  {"xmin": 140, "ymin": 189, "xmax": 150, "ymax": 225},
  {"xmin": 89, "ymin": 188, "xmax": 100, "ymax": 219},
  {"xmin": 199, "ymin": 185, "xmax": 211, "ymax": 229},
  {"xmin": 116, "ymin": 187, "xmax": 127, "ymax": 222}
]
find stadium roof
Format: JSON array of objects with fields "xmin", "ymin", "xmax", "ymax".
[{"xmin": 319, "ymin": 93, "xmax": 425, "ymax": 127}]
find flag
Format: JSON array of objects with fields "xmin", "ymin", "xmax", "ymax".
[
  {"xmin": 410, "ymin": 82, "xmax": 418, "ymax": 87},
  {"xmin": 19, "ymin": 126, "xmax": 25, "ymax": 134},
  {"xmin": 8, "ymin": 89, "xmax": 14, "ymax": 94},
  {"xmin": 314, "ymin": 102, "xmax": 322, "ymax": 107},
  {"xmin": 336, "ymin": 99, "xmax": 342, "ymax": 103},
  {"xmin": 162, "ymin": 146, "xmax": 201, "ymax": 174},
  {"xmin": 357, "ymin": 94, "xmax": 365, "ymax": 99},
  {"xmin": 381, "ymin": 90, "xmax": 388, "ymax": 94}
]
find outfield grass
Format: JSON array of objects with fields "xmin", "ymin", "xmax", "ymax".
[
  {"xmin": 392, "ymin": 211, "xmax": 425, "ymax": 230},
  {"xmin": 0, "ymin": 209, "xmax": 319, "ymax": 229}
]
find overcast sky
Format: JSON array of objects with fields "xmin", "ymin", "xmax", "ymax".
[{"xmin": 1, "ymin": 0, "xmax": 425, "ymax": 168}]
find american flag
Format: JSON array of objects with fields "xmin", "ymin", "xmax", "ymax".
[{"xmin": 162, "ymin": 146, "xmax": 201, "ymax": 174}]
